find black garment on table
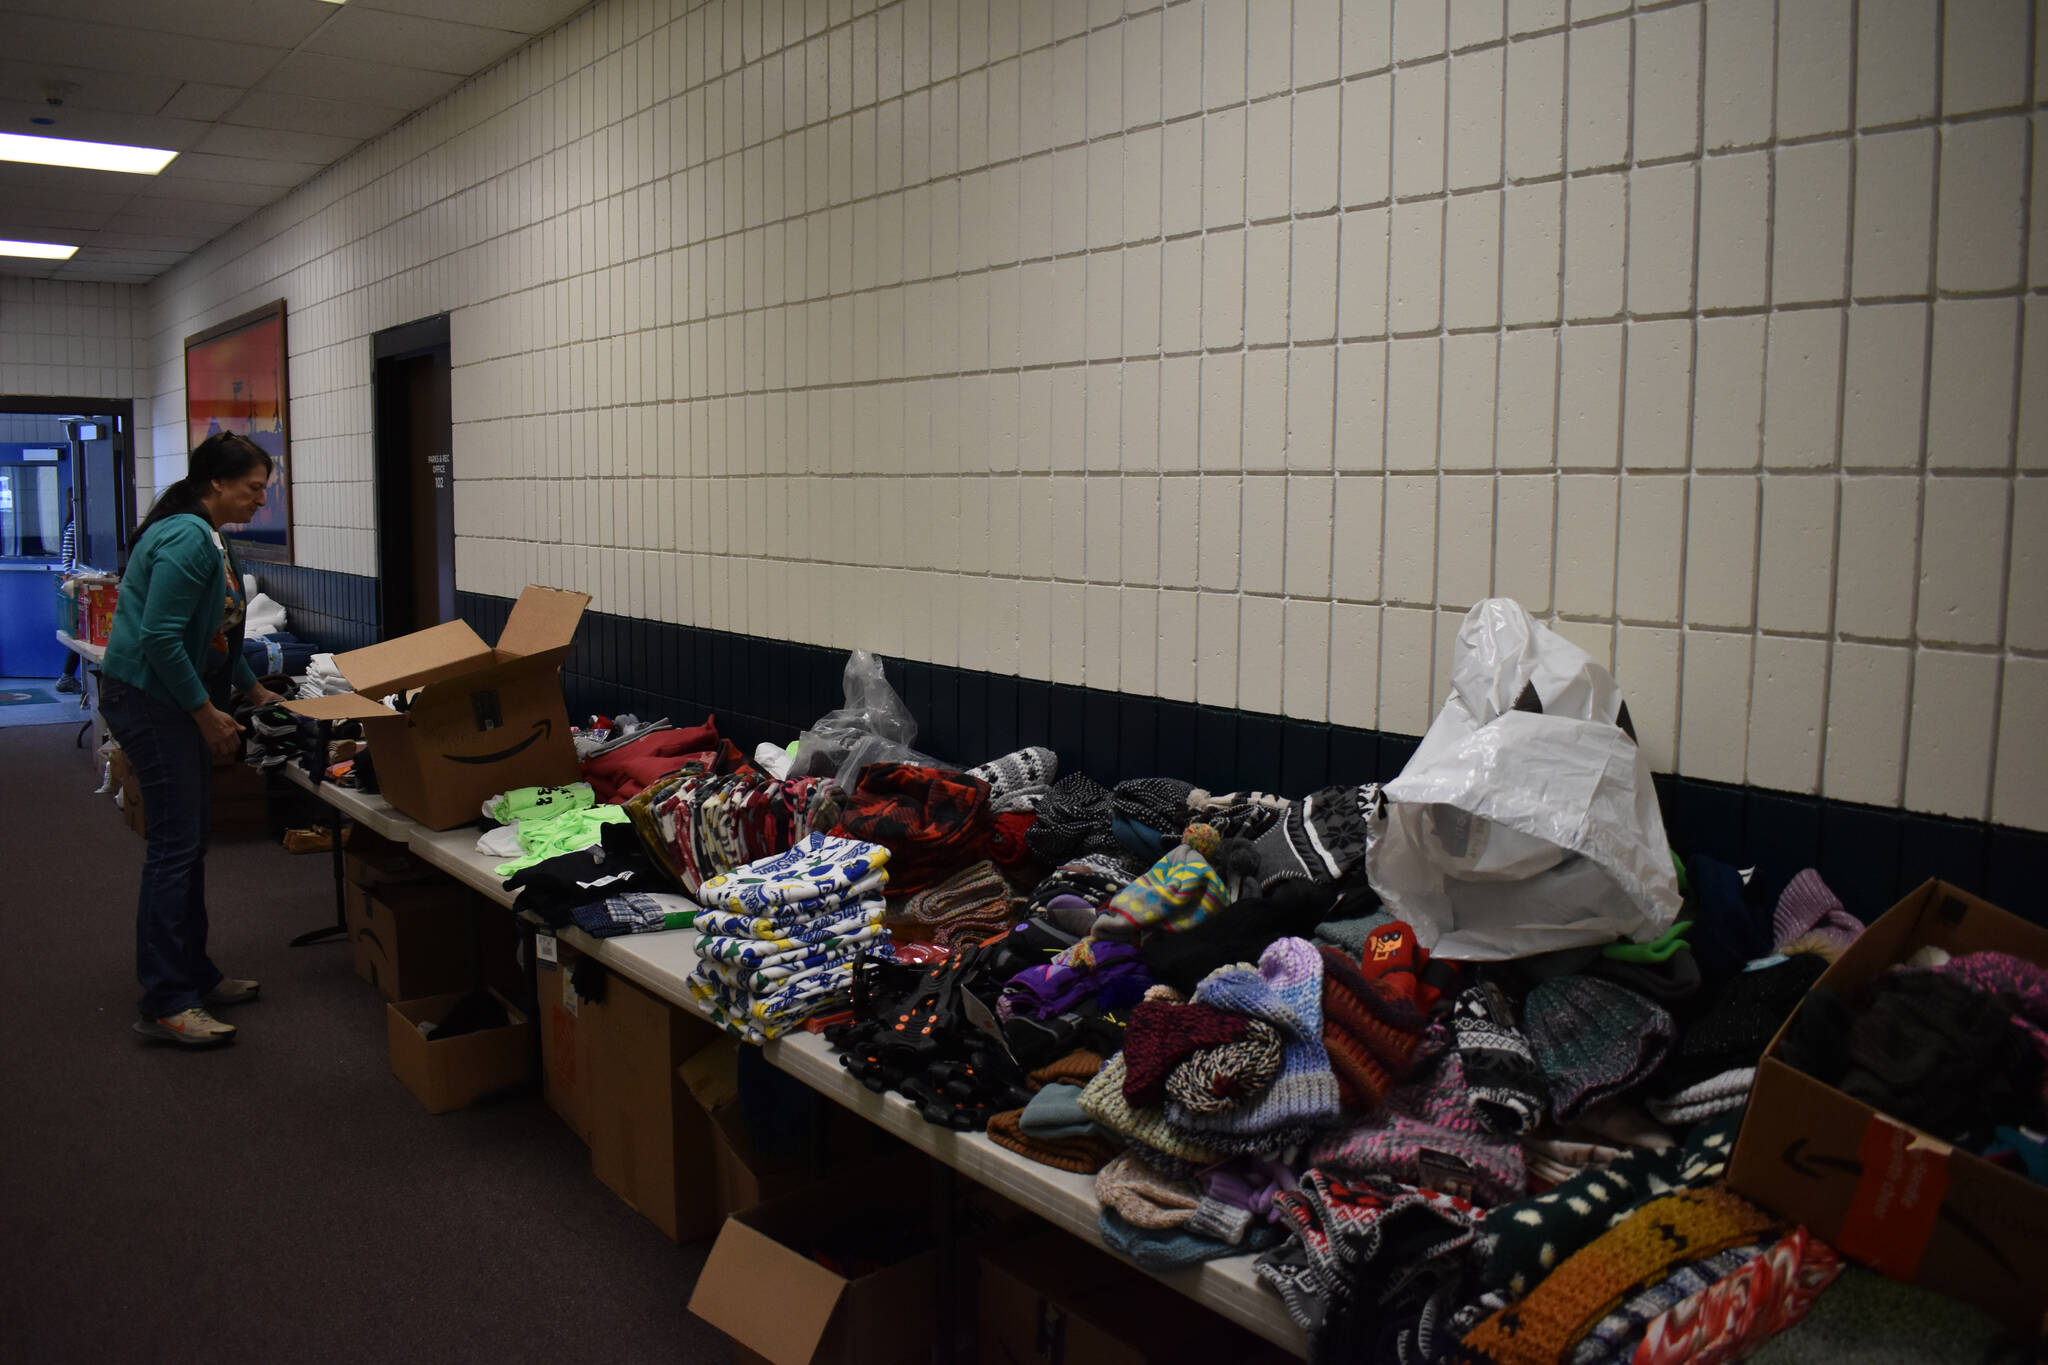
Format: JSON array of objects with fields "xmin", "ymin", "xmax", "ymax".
[
  {"xmin": 1655, "ymin": 952, "xmax": 1828, "ymax": 1095},
  {"xmin": 1140, "ymin": 878, "xmax": 1346, "ymax": 996},
  {"xmin": 502, "ymin": 823, "xmax": 665, "ymax": 928}
]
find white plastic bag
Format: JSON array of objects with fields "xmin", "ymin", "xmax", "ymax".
[{"xmin": 1367, "ymin": 599, "xmax": 1683, "ymax": 960}]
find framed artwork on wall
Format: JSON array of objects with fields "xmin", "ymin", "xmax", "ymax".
[{"xmin": 184, "ymin": 299, "xmax": 292, "ymax": 564}]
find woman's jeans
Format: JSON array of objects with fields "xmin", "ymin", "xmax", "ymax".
[{"xmin": 99, "ymin": 677, "xmax": 223, "ymax": 1019}]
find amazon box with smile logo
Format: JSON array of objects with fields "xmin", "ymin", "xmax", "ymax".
[
  {"xmin": 286, "ymin": 585, "xmax": 590, "ymax": 830},
  {"xmin": 1727, "ymin": 880, "xmax": 2048, "ymax": 1335}
]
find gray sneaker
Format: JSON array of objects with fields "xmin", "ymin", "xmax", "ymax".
[
  {"xmin": 54, "ymin": 676, "xmax": 82, "ymax": 694},
  {"xmin": 133, "ymin": 1007, "xmax": 237, "ymax": 1047}
]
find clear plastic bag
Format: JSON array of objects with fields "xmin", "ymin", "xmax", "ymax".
[{"xmin": 787, "ymin": 649, "xmax": 947, "ymax": 780}]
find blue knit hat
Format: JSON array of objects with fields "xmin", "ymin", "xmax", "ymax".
[{"xmin": 1166, "ymin": 937, "xmax": 1343, "ymax": 1141}]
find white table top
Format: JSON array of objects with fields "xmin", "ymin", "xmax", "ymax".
[
  {"xmin": 55, "ymin": 631, "xmax": 106, "ymax": 665},
  {"xmin": 281, "ymin": 764, "xmax": 1307, "ymax": 1354}
]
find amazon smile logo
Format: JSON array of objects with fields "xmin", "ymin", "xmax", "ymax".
[{"xmin": 441, "ymin": 718, "xmax": 552, "ymax": 766}]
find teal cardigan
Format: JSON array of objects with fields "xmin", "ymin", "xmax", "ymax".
[{"xmin": 102, "ymin": 513, "xmax": 258, "ymax": 712}]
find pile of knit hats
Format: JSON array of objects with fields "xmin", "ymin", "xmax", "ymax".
[
  {"xmin": 1159, "ymin": 938, "xmax": 1343, "ymax": 1155},
  {"xmin": 1256, "ymin": 1169, "xmax": 1486, "ymax": 1362},
  {"xmin": 829, "ymin": 763, "xmax": 993, "ymax": 895},
  {"xmin": 1090, "ymin": 844, "xmax": 1230, "ymax": 942},
  {"xmin": 985, "ymin": 1049, "xmax": 1120, "ymax": 1173},
  {"xmin": 966, "ymin": 746, "xmax": 1058, "ymax": 812},
  {"xmin": 1318, "ymin": 926, "xmax": 1435, "ymax": 1112},
  {"xmin": 1248, "ymin": 783, "xmax": 1374, "ymax": 890},
  {"xmin": 687, "ymin": 833, "xmax": 892, "ymax": 1044},
  {"xmin": 1308, "ymin": 1041, "xmax": 1528, "ymax": 1207},
  {"xmin": 1093, "ymin": 1149, "xmax": 1285, "ymax": 1269}
]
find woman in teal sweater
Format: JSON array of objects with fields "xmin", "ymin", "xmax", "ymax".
[{"xmin": 102, "ymin": 431, "xmax": 284, "ymax": 1047}]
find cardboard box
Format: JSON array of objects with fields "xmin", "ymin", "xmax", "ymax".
[
  {"xmin": 690, "ymin": 1185, "xmax": 940, "ymax": 1365},
  {"xmin": 343, "ymin": 825, "xmax": 441, "ymax": 886},
  {"xmin": 585, "ymin": 969, "xmax": 725, "ymax": 1242},
  {"xmin": 345, "ymin": 879, "xmax": 474, "ymax": 1001},
  {"xmin": 284, "ymin": 585, "xmax": 590, "ymax": 829},
  {"xmin": 534, "ymin": 933, "xmax": 592, "ymax": 1142},
  {"xmin": 1728, "ymin": 879, "xmax": 2048, "ymax": 1336},
  {"xmin": 678, "ymin": 1036, "xmax": 812, "ymax": 1217},
  {"xmin": 107, "ymin": 745, "xmax": 270, "ymax": 839},
  {"xmin": 386, "ymin": 988, "xmax": 532, "ymax": 1114},
  {"xmin": 978, "ymin": 1232, "xmax": 1289, "ymax": 1365},
  {"xmin": 108, "ymin": 747, "xmax": 145, "ymax": 836}
]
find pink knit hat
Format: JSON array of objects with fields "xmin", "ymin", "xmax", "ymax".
[{"xmin": 1771, "ymin": 869, "xmax": 1864, "ymax": 955}]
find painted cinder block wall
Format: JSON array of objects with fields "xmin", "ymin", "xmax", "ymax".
[{"xmin": 11, "ymin": 0, "xmax": 2042, "ymax": 832}]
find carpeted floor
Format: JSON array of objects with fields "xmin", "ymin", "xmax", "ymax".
[{"xmin": 0, "ymin": 720, "xmax": 733, "ymax": 1364}]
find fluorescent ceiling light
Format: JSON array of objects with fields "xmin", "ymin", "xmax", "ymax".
[
  {"xmin": 0, "ymin": 239, "xmax": 79, "ymax": 259},
  {"xmin": 0, "ymin": 132, "xmax": 177, "ymax": 175}
]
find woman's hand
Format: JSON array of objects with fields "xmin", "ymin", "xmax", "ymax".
[
  {"xmin": 246, "ymin": 682, "xmax": 284, "ymax": 708},
  {"xmin": 192, "ymin": 703, "xmax": 242, "ymax": 759}
]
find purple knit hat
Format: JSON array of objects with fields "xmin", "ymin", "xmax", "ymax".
[
  {"xmin": 1771, "ymin": 869, "xmax": 1864, "ymax": 955},
  {"xmin": 1304, "ymin": 1035, "xmax": 1527, "ymax": 1207}
]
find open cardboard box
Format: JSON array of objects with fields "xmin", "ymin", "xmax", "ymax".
[
  {"xmin": 678, "ymin": 1036, "xmax": 814, "ymax": 1217},
  {"xmin": 583, "ymin": 967, "xmax": 726, "ymax": 1242},
  {"xmin": 1728, "ymin": 879, "xmax": 2048, "ymax": 1336},
  {"xmin": 690, "ymin": 1181, "xmax": 940, "ymax": 1365},
  {"xmin": 386, "ymin": 988, "xmax": 532, "ymax": 1115},
  {"xmin": 284, "ymin": 585, "xmax": 589, "ymax": 829},
  {"xmin": 979, "ymin": 1230, "xmax": 1292, "ymax": 1365}
]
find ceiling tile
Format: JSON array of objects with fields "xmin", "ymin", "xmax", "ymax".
[
  {"xmin": 0, "ymin": 163, "xmax": 149, "ymax": 201},
  {"xmin": 0, "ymin": 0, "xmax": 331, "ymax": 47},
  {"xmin": 0, "ymin": 101, "xmax": 210, "ymax": 150},
  {"xmin": 155, "ymin": 150, "xmax": 320, "ymax": 188},
  {"xmin": 0, "ymin": 14, "xmax": 290, "ymax": 84},
  {"xmin": 197, "ymin": 123, "xmax": 360, "ymax": 164},
  {"xmin": 128, "ymin": 176, "xmax": 284, "ymax": 208},
  {"xmin": 256, "ymin": 51, "xmax": 463, "ymax": 107},
  {"xmin": 115, "ymin": 193, "xmax": 254, "ymax": 224},
  {"xmin": 159, "ymin": 82, "xmax": 245, "ymax": 122},
  {"xmin": 0, "ymin": 59, "xmax": 183, "ymax": 116},
  {"xmin": 226, "ymin": 89, "xmax": 411, "ymax": 142},
  {"xmin": 360, "ymin": 0, "xmax": 592, "ymax": 37},
  {"xmin": 302, "ymin": 5, "xmax": 527, "ymax": 74}
]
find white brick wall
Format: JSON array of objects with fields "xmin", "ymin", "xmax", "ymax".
[
  {"xmin": 101, "ymin": 0, "xmax": 2048, "ymax": 831},
  {"xmin": 0, "ymin": 277, "xmax": 155, "ymax": 484}
]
